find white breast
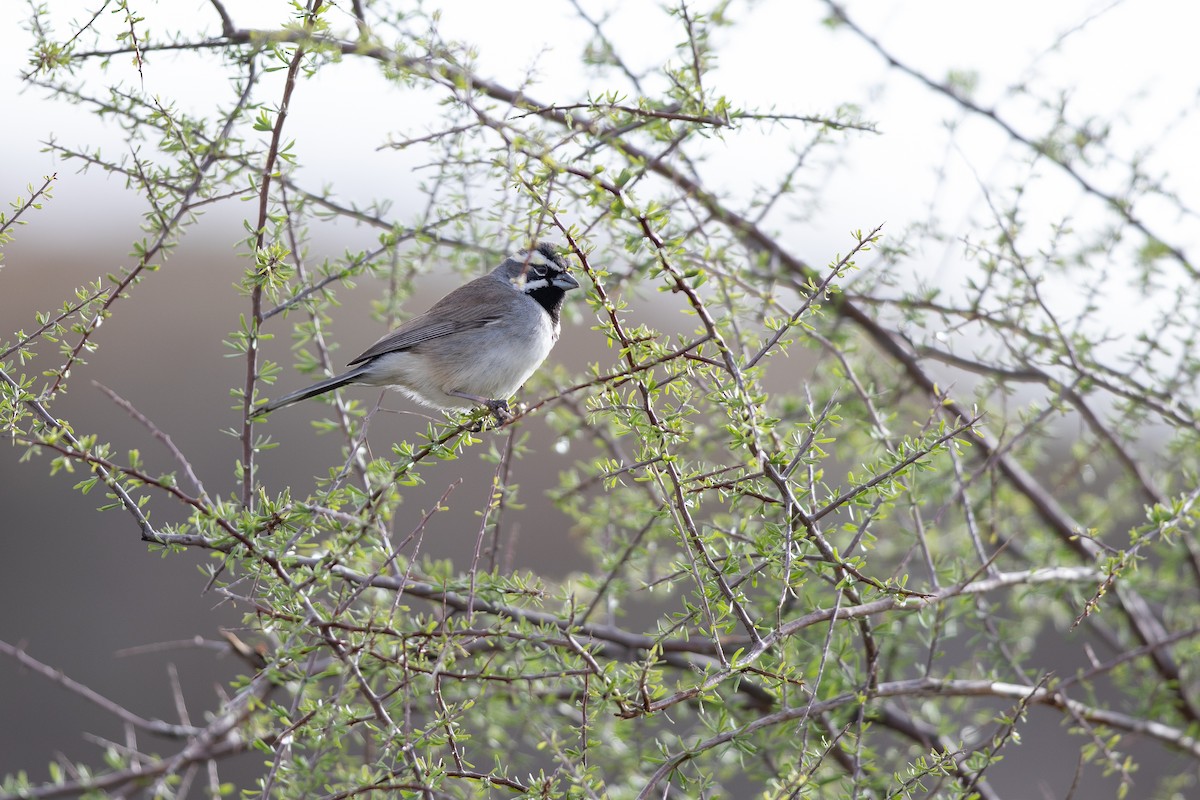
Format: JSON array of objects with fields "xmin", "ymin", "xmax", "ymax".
[{"xmin": 453, "ymin": 297, "xmax": 558, "ymax": 399}]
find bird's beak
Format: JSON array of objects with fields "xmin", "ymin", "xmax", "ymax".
[{"xmin": 554, "ymin": 272, "xmax": 581, "ymax": 291}]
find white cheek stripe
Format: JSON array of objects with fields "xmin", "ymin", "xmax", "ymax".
[{"xmin": 520, "ymin": 278, "xmax": 550, "ymax": 292}]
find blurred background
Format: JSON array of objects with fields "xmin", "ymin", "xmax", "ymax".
[{"xmin": 2, "ymin": 0, "xmax": 1198, "ymax": 795}]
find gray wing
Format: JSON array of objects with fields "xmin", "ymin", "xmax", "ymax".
[
  {"xmin": 346, "ymin": 275, "xmax": 509, "ymax": 366},
  {"xmin": 346, "ymin": 316, "xmax": 499, "ymax": 364}
]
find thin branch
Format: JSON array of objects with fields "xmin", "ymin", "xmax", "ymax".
[{"xmin": 0, "ymin": 639, "xmax": 201, "ymax": 738}]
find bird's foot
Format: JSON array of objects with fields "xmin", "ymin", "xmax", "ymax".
[
  {"xmin": 465, "ymin": 399, "xmax": 522, "ymax": 431},
  {"xmin": 449, "ymin": 392, "xmax": 521, "ymax": 429},
  {"xmin": 485, "ymin": 398, "xmax": 515, "ymax": 424}
]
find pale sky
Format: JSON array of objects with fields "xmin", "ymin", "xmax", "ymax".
[{"xmin": 3, "ymin": 0, "xmax": 1197, "ymax": 280}]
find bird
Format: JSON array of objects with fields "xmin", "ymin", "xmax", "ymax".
[{"xmin": 255, "ymin": 242, "xmax": 580, "ymax": 421}]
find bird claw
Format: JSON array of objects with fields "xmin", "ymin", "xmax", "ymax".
[
  {"xmin": 486, "ymin": 398, "xmax": 514, "ymax": 423},
  {"xmin": 459, "ymin": 399, "xmax": 519, "ymax": 432}
]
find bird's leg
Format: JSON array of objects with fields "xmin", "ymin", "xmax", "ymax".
[
  {"xmin": 450, "ymin": 391, "xmax": 514, "ymax": 425},
  {"xmin": 484, "ymin": 398, "xmax": 513, "ymax": 422}
]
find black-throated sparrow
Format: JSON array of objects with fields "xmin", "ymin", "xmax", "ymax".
[{"xmin": 256, "ymin": 242, "xmax": 580, "ymax": 420}]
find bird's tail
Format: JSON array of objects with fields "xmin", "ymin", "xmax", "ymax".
[{"xmin": 253, "ymin": 366, "xmax": 371, "ymax": 416}]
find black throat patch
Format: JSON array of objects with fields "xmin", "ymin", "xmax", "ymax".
[{"xmin": 527, "ymin": 281, "xmax": 567, "ymax": 324}]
